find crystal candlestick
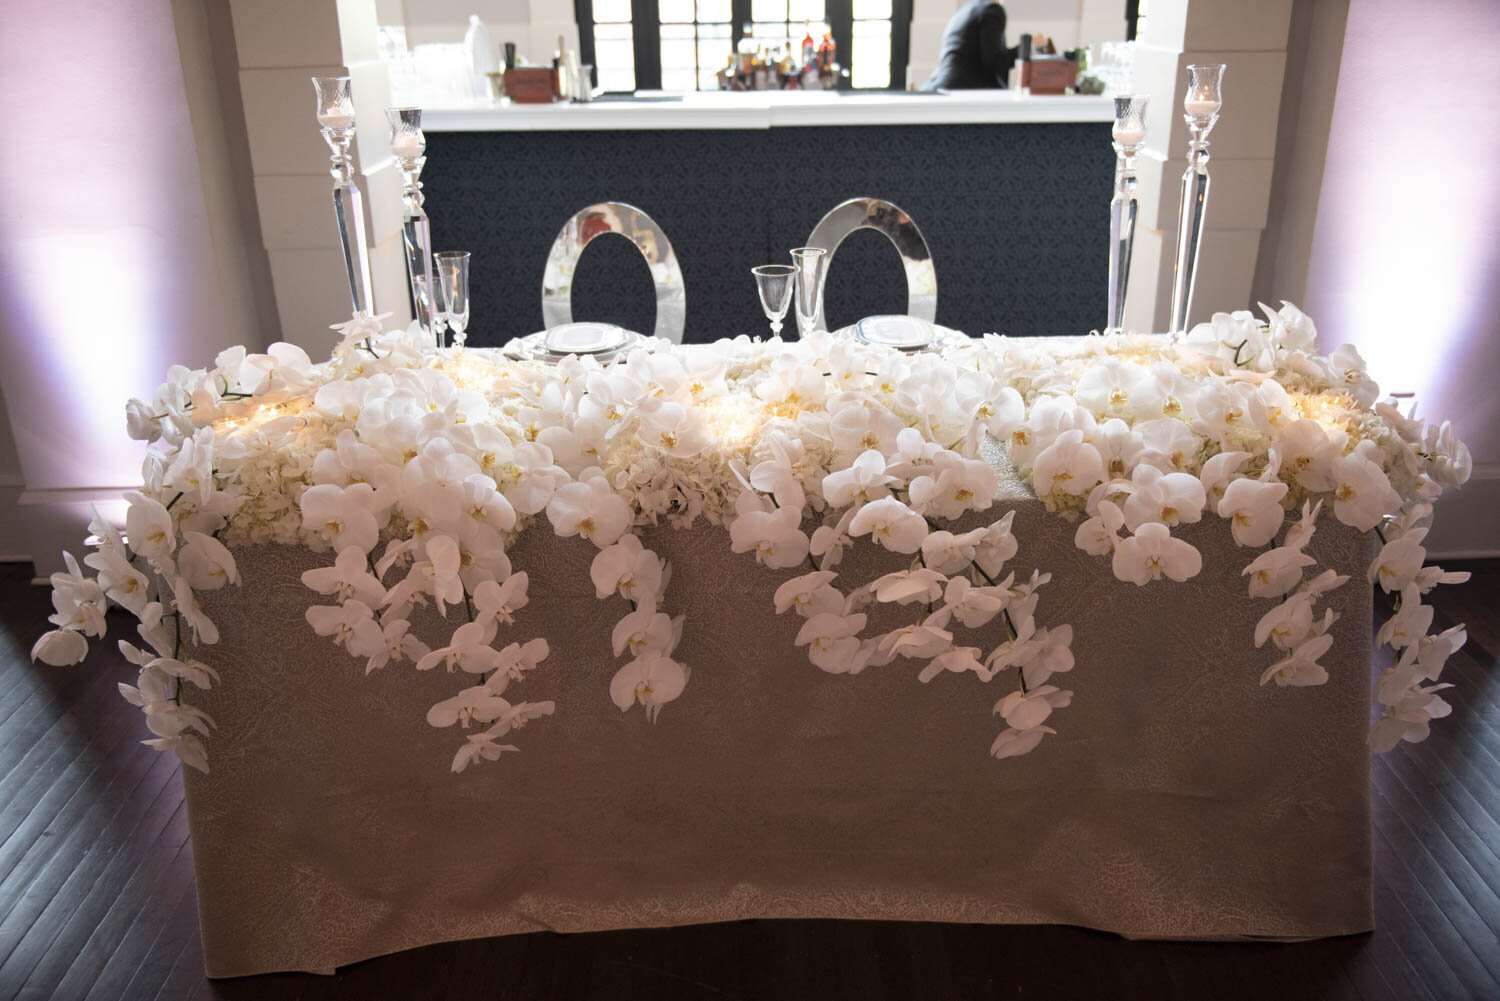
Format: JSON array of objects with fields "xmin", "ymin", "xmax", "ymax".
[
  {"xmin": 1107, "ymin": 95, "xmax": 1148, "ymax": 333},
  {"xmin": 386, "ymin": 107, "xmax": 441, "ymax": 347},
  {"xmin": 1168, "ymin": 64, "xmax": 1225, "ymax": 340},
  {"xmin": 312, "ymin": 76, "xmax": 375, "ymax": 318}
]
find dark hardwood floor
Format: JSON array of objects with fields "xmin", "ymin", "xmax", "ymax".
[{"xmin": 1, "ymin": 559, "xmax": 1497, "ymax": 1001}]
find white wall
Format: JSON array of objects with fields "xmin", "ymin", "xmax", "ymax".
[
  {"xmin": 0, "ymin": 0, "xmax": 270, "ymax": 574},
  {"xmin": 1296, "ymin": 0, "xmax": 1500, "ymax": 556}
]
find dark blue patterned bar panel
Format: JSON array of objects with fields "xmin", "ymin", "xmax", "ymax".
[{"xmin": 423, "ymin": 122, "xmax": 1112, "ymax": 346}]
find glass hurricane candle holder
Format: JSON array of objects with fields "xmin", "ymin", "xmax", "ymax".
[
  {"xmin": 387, "ymin": 106, "xmax": 440, "ymax": 348},
  {"xmin": 1107, "ymin": 95, "xmax": 1148, "ymax": 333},
  {"xmin": 436, "ymin": 251, "xmax": 471, "ymax": 348},
  {"xmin": 312, "ymin": 76, "xmax": 375, "ymax": 319},
  {"xmin": 790, "ymin": 247, "xmax": 828, "ymax": 339},
  {"xmin": 1168, "ymin": 64, "xmax": 1225, "ymax": 340}
]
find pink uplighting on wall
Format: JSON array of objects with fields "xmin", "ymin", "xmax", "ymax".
[{"xmin": 1304, "ymin": 0, "xmax": 1500, "ymax": 466}]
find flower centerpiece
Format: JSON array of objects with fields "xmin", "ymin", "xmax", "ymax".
[{"xmin": 33, "ymin": 303, "xmax": 1473, "ymax": 774}]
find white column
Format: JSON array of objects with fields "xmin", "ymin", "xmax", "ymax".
[
  {"xmin": 232, "ymin": 0, "xmax": 411, "ymax": 354},
  {"xmin": 1123, "ymin": 0, "xmax": 1292, "ymax": 334}
]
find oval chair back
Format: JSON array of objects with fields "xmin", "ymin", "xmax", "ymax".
[
  {"xmin": 540, "ymin": 202, "xmax": 686, "ymax": 343},
  {"xmin": 804, "ymin": 197, "xmax": 936, "ymax": 331}
]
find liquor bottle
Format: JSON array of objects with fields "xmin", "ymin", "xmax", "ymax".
[{"xmin": 801, "ymin": 27, "xmax": 815, "ymax": 69}]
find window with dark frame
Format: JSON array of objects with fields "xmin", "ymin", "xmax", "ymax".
[{"xmin": 575, "ymin": 0, "xmax": 912, "ymax": 92}]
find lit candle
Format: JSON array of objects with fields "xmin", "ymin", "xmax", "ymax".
[
  {"xmin": 317, "ymin": 108, "xmax": 355, "ymax": 129},
  {"xmin": 1184, "ymin": 88, "xmax": 1220, "ymax": 117},
  {"xmin": 1112, "ymin": 124, "xmax": 1146, "ymax": 147},
  {"xmin": 391, "ymin": 131, "xmax": 424, "ymax": 157}
]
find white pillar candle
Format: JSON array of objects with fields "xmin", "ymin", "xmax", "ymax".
[
  {"xmin": 391, "ymin": 132, "xmax": 424, "ymax": 157},
  {"xmin": 317, "ymin": 109, "xmax": 355, "ymax": 129},
  {"xmin": 1112, "ymin": 125, "xmax": 1146, "ymax": 146}
]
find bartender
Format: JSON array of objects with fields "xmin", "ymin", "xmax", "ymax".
[{"xmin": 920, "ymin": 0, "xmax": 1019, "ymax": 90}]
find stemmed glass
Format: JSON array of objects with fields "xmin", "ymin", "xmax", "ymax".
[
  {"xmin": 790, "ymin": 247, "xmax": 827, "ymax": 339},
  {"xmin": 413, "ymin": 274, "xmax": 448, "ymax": 346},
  {"xmin": 751, "ymin": 265, "xmax": 795, "ymax": 339},
  {"xmin": 435, "ymin": 251, "xmax": 470, "ymax": 347}
]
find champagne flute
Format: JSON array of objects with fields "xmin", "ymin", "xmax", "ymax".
[
  {"xmin": 751, "ymin": 265, "xmax": 795, "ymax": 339},
  {"xmin": 790, "ymin": 246, "xmax": 827, "ymax": 339},
  {"xmin": 435, "ymin": 251, "xmax": 470, "ymax": 347}
]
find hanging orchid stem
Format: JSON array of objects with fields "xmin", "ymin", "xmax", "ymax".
[{"xmin": 164, "ymin": 491, "xmax": 185, "ymax": 511}]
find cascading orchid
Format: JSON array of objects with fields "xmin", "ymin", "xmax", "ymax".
[{"xmin": 27, "ymin": 300, "xmax": 1474, "ymax": 776}]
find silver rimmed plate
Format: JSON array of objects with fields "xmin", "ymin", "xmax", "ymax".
[
  {"xmin": 856, "ymin": 314, "xmax": 937, "ymax": 350},
  {"xmin": 543, "ymin": 321, "xmax": 629, "ymax": 355},
  {"xmin": 835, "ymin": 315, "xmax": 970, "ymax": 355},
  {"xmin": 503, "ymin": 323, "xmax": 646, "ymax": 364}
]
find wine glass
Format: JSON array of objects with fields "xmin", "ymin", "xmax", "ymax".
[
  {"xmin": 435, "ymin": 251, "xmax": 470, "ymax": 347},
  {"xmin": 751, "ymin": 265, "xmax": 795, "ymax": 339},
  {"xmin": 790, "ymin": 246, "xmax": 828, "ymax": 339}
]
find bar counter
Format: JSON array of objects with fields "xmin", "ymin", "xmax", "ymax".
[{"xmin": 420, "ymin": 90, "xmax": 1115, "ymax": 345}]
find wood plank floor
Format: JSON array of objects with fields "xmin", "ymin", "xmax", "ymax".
[{"xmin": 1, "ymin": 559, "xmax": 1497, "ymax": 1001}]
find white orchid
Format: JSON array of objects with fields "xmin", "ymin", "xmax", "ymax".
[
  {"xmin": 472, "ymin": 572, "xmax": 530, "ymax": 625},
  {"xmin": 1074, "ymin": 500, "xmax": 1124, "ymax": 556},
  {"xmin": 822, "ymin": 449, "xmax": 896, "ymax": 507},
  {"xmin": 916, "ymin": 645, "xmax": 987, "ymax": 683},
  {"xmin": 1031, "ymin": 429, "xmax": 1104, "ymax": 498},
  {"xmin": 773, "ymin": 570, "xmax": 844, "ymax": 617},
  {"xmin": 1260, "ymin": 633, "xmax": 1334, "ymax": 687},
  {"xmin": 1111, "ymin": 523, "xmax": 1202, "ymax": 585},
  {"xmin": 848, "ymin": 497, "xmax": 926, "ymax": 555},
  {"xmin": 871, "ymin": 568, "xmax": 947, "ymax": 606},
  {"xmin": 1330, "ymin": 449, "xmax": 1400, "ymax": 532},
  {"xmin": 612, "ymin": 605, "xmax": 682, "ymax": 657},
  {"xmin": 591, "ymin": 535, "xmax": 666, "ymax": 603},
  {"xmin": 363, "ymin": 618, "xmax": 430, "ymax": 674},
  {"xmin": 306, "ymin": 599, "xmax": 381, "ymax": 656},
  {"xmin": 990, "ymin": 725, "xmax": 1056, "ymax": 759},
  {"xmin": 178, "ymin": 531, "xmax": 240, "ymax": 591},
  {"xmin": 610, "ymin": 654, "xmax": 689, "ymax": 721},
  {"xmin": 300, "ymin": 482, "xmax": 381, "ymax": 553},
  {"xmin": 546, "ymin": 470, "xmax": 632, "ymax": 548},
  {"xmin": 1121, "ymin": 464, "xmax": 1205, "ymax": 531},
  {"xmin": 1242, "ymin": 546, "xmax": 1315, "ymax": 598},
  {"xmin": 124, "ymin": 491, "xmax": 176, "ymax": 564},
  {"xmin": 994, "ymin": 684, "xmax": 1072, "ymax": 729},
  {"xmin": 1217, "ymin": 478, "xmax": 1289, "ymax": 548},
  {"xmin": 730, "ymin": 506, "xmax": 811, "ymax": 569},
  {"xmin": 794, "ymin": 612, "xmax": 869, "ymax": 673},
  {"xmin": 301, "ymin": 546, "xmax": 386, "ymax": 605}
]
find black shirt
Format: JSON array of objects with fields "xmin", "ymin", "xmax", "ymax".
[{"xmin": 920, "ymin": 0, "xmax": 1016, "ymax": 91}]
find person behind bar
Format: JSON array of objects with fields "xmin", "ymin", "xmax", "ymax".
[{"xmin": 920, "ymin": 0, "xmax": 1017, "ymax": 90}]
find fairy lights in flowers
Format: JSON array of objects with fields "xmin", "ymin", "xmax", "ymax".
[{"xmin": 28, "ymin": 301, "xmax": 1476, "ymax": 776}]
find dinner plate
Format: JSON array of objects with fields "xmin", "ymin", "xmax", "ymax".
[
  {"xmin": 543, "ymin": 321, "xmax": 629, "ymax": 354},
  {"xmin": 855, "ymin": 314, "xmax": 937, "ymax": 349}
]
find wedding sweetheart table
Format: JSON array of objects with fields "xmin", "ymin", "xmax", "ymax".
[{"xmin": 32, "ymin": 314, "xmax": 1472, "ymax": 977}]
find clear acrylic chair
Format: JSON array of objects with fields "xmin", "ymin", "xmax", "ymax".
[
  {"xmin": 540, "ymin": 202, "xmax": 686, "ymax": 343},
  {"xmin": 804, "ymin": 197, "xmax": 937, "ymax": 331}
]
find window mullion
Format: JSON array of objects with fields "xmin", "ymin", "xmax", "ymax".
[
  {"xmin": 631, "ymin": 0, "xmax": 662, "ymax": 90},
  {"xmin": 828, "ymin": 0, "xmax": 852, "ymax": 90}
]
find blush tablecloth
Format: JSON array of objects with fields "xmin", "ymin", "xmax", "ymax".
[{"xmin": 183, "ymin": 456, "xmax": 1374, "ymax": 977}]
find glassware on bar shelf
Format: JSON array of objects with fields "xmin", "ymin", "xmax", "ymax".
[
  {"xmin": 1168, "ymin": 64, "xmax": 1226, "ymax": 341},
  {"xmin": 790, "ymin": 247, "xmax": 828, "ymax": 340},
  {"xmin": 1107, "ymin": 94, "xmax": 1148, "ymax": 333},
  {"xmin": 435, "ymin": 251, "xmax": 471, "ymax": 348},
  {"xmin": 751, "ymin": 265, "xmax": 796, "ymax": 339}
]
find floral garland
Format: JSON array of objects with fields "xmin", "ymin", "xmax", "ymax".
[{"xmin": 32, "ymin": 303, "xmax": 1473, "ymax": 774}]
